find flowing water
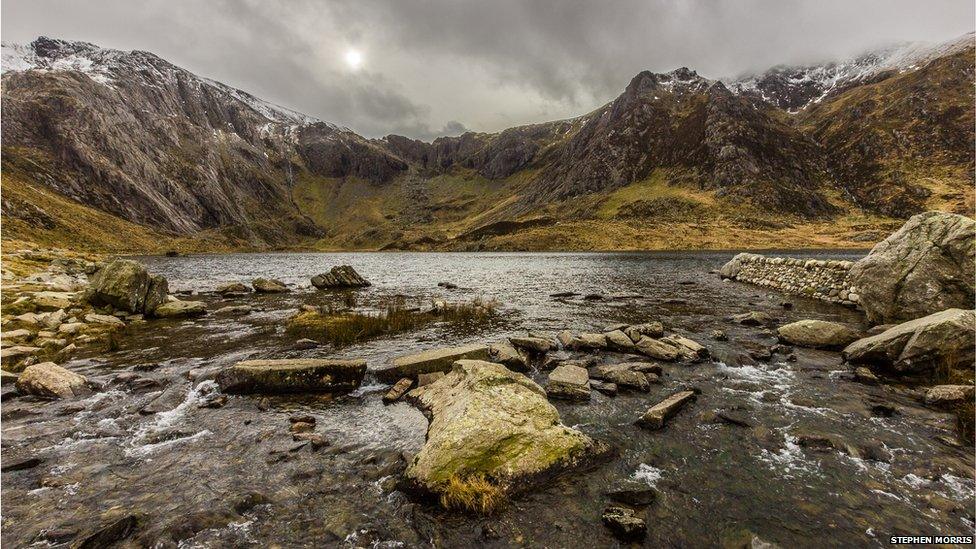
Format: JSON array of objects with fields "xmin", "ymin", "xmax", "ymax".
[{"xmin": 2, "ymin": 251, "xmax": 973, "ymax": 547}]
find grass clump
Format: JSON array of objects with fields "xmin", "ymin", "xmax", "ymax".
[
  {"xmin": 439, "ymin": 474, "xmax": 506, "ymax": 514},
  {"xmin": 956, "ymin": 401, "xmax": 974, "ymax": 446},
  {"xmin": 435, "ymin": 298, "xmax": 498, "ymax": 326}
]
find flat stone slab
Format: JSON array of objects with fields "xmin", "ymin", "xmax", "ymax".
[
  {"xmin": 376, "ymin": 343, "xmax": 490, "ymax": 382},
  {"xmin": 636, "ymin": 390, "xmax": 697, "ymax": 429},
  {"xmin": 216, "ymin": 359, "xmax": 366, "ymax": 394},
  {"xmin": 547, "ymin": 364, "xmax": 590, "ymax": 401},
  {"xmin": 591, "ymin": 363, "xmax": 652, "ymax": 392}
]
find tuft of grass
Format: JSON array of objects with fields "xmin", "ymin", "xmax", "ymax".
[
  {"xmin": 956, "ymin": 401, "xmax": 975, "ymax": 446},
  {"xmin": 439, "ymin": 474, "xmax": 506, "ymax": 514},
  {"xmin": 435, "ymin": 298, "xmax": 498, "ymax": 326}
]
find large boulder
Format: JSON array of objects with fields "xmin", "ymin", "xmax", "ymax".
[
  {"xmin": 311, "ymin": 266, "xmax": 371, "ymax": 289},
  {"xmin": 848, "ymin": 212, "xmax": 975, "ymax": 324},
  {"xmin": 777, "ymin": 320, "xmax": 861, "ymax": 350},
  {"xmin": 88, "ymin": 259, "xmax": 169, "ymax": 314},
  {"xmin": 15, "ymin": 362, "xmax": 89, "ymax": 399},
  {"xmin": 402, "ymin": 360, "xmax": 608, "ymax": 508},
  {"xmin": 842, "ymin": 309, "xmax": 975, "ymax": 374},
  {"xmin": 216, "ymin": 359, "xmax": 367, "ymax": 394}
]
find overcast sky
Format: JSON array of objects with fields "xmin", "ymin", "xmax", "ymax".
[{"xmin": 3, "ymin": 0, "xmax": 973, "ymax": 140}]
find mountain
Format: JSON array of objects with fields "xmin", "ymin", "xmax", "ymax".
[{"xmin": 1, "ymin": 34, "xmax": 972, "ymax": 252}]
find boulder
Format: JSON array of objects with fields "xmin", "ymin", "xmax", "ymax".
[
  {"xmin": 88, "ymin": 259, "xmax": 169, "ymax": 314},
  {"xmin": 15, "ymin": 362, "xmax": 89, "ymax": 399},
  {"xmin": 776, "ymin": 320, "xmax": 861, "ymax": 350},
  {"xmin": 216, "ymin": 282, "xmax": 251, "ymax": 296},
  {"xmin": 848, "ymin": 212, "xmax": 975, "ymax": 324},
  {"xmin": 842, "ymin": 309, "xmax": 975, "ymax": 374},
  {"xmin": 547, "ymin": 364, "xmax": 591, "ymax": 401},
  {"xmin": 591, "ymin": 363, "xmax": 653, "ymax": 391},
  {"xmin": 636, "ymin": 390, "xmax": 697, "ymax": 429},
  {"xmin": 216, "ymin": 359, "xmax": 367, "ymax": 394},
  {"xmin": 402, "ymin": 360, "xmax": 608, "ymax": 504},
  {"xmin": 605, "ymin": 330, "xmax": 638, "ymax": 353},
  {"xmin": 624, "ymin": 322, "xmax": 664, "ymax": 342},
  {"xmin": 376, "ymin": 343, "xmax": 490, "ymax": 382},
  {"xmin": 154, "ymin": 300, "xmax": 207, "ymax": 318},
  {"xmin": 509, "ymin": 336, "xmax": 554, "ymax": 354},
  {"xmin": 635, "ymin": 337, "xmax": 680, "ymax": 361},
  {"xmin": 487, "ymin": 342, "xmax": 529, "ymax": 372},
  {"xmin": 311, "ymin": 266, "xmax": 370, "ymax": 289},
  {"xmin": 566, "ymin": 333, "xmax": 608, "ymax": 351},
  {"xmin": 251, "ymin": 278, "xmax": 289, "ymax": 293},
  {"xmin": 924, "ymin": 385, "xmax": 975, "ymax": 408}
]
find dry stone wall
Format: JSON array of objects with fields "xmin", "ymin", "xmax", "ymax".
[{"xmin": 720, "ymin": 253, "xmax": 861, "ymax": 307}]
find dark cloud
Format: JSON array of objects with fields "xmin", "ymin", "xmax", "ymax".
[{"xmin": 3, "ymin": 0, "xmax": 972, "ymax": 138}]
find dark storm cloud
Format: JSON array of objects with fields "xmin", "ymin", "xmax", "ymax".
[{"xmin": 3, "ymin": 0, "xmax": 972, "ymax": 139}]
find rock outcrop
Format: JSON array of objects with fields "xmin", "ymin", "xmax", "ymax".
[
  {"xmin": 777, "ymin": 320, "xmax": 861, "ymax": 350},
  {"xmin": 310, "ymin": 266, "xmax": 370, "ymax": 289},
  {"xmin": 216, "ymin": 359, "xmax": 367, "ymax": 394},
  {"xmin": 843, "ymin": 309, "xmax": 975, "ymax": 374},
  {"xmin": 87, "ymin": 259, "xmax": 168, "ymax": 315},
  {"xmin": 403, "ymin": 360, "xmax": 608, "ymax": 503},
  {"xmin": 848, "ymin": 212, "xmax": 975, "ymax": 324}
]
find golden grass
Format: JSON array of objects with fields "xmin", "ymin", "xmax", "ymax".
[{"xmin": 439, "ymin": 474, "xmax": 506, "ymax": 514}]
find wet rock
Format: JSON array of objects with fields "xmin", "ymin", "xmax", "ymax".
[
  {"xmin": 215, "ymin": 305, "xmax": 252, "ymax": 316},
  {"xmin": 290, "ymin": 421, "xmax": 315, "ymax": 433},
  {"xmin": 198, "ymin": 393, "xmax": 227, "ymax": 408},
  {"xmin": 776, "ymin": 319, "xmax": 861, "ymax": 349},
  {"xmin": 711, "ymin": 329, "xmax": 728, "ymax": 341},
  {"xmin": 634, "ymin": 337, "xmax": 680, "ymax": 361},
  {"xmin": 216, "ymin": 359, "xmax": 367, "ymax": 394},
  {"xmin": 733, "ymin": 311, "xmax": 772, "ymax": 326},
  {"xmin": 509, "ymin": 336, "xmax": 554, "ymax": 354},
  {"xmin": 795, "ymin": 432, "xmax": 840, "ymax": 452},
  {"xmin": 605, "ymin": 329, "xmax": 638, "ymax": 353},
  {"xmin": 591, "ymin": 363, "xmax": 652, "ymax": 392},
  {"xmin": 383, "ymin": 377, "xmax": 414, "ymax": 404},
  {"xmin": 185, "ymin": 366, "xmax": 220, "ymax": 382},
  {"xmin": 601, "ymin": 505, "xmax": 646, "ymax": 541},
  {"xmin": 140, "ymin": 384, "xmax": 189, "ymax": 414},
  {"xmin": 88, "ymin": 259, "xmax": 168, "ymax": 314},
  {"xmin": 636, "ymin": 390, "xmax": 697, "ymax": 429},
  {"xmin": 252, "ymin": 278, "xmax": 289, "ymax": 293},
  {"xmin": 848, "ymin": 212, "xmax": 975, "ymax": 324},
  {"xmin": 153, "ymin": 299, "xmax": 207, "ymax": 318},
  {"xmin": 661, "ymin": 334, "xmax": 708, "ymax": 361},
  {"xmin": 488, "ymin": 342, "xmax": 529, "ymax": 372},
  {"xmin": 608, "ymin": 485, "xmax": 658, "ymax": 506},
  {"xmin": 73, "ymin": 514, "xmax": 141, "ymax": 549},
  {"xmin": 292, "ymin": 432, "xmax": 329, "ymax": 449},
  {"xmin": 216, "ymin": 281, "xmax": 251, "ymax": 296},
  {"xmin": 311, "ymin": 266, "xmax": 370, "ymax": 289},
  {"xmin": 15, "ymin": 362, "xmax": 89, "ymax": 399},
  {"xmin": 546, "ymin": 364, "xmax": 590, "ymax": 401},
  {"xmin": 550, "ymin": 291, "xmax": 578, "ymax": 298},
  {"xmin": 780, "ymin": 301, "xmax": 794, "ymax": 310},
  {"xmin": 377, "ymin": 343, "xmax": 490, "ymax": 382},
  {"xmin": 402, "ymin": 360, "xmax": 609, "ymax": 504},
  {"xmin": 853, "ymin": 366, "xmax": 880, "ymax": 385},
  {"xmin": 437, "ymin": 281, "xmax": 458, "ymax": 289},
  {"xmin": 924, "ymin": 385, "xmax": 975, "ymax": 408},
  {"xmin": 590, "ymin": 380, "xmax": 618, "ymax": 396},
  {"xmin": 717, "ymin": 410, "xmax": 755, "ymax": 428},
  {"xmin": 417, "ymin": 371, "xmax": 445, "ymax": 387},
  {"xmin": 842, "ymin": 309, "xmax": 975, "ymax": 374}
]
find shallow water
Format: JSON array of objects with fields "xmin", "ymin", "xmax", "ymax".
[{"xmin": 2, "ymin": 251, "xmax": 973, "ymax": 547}]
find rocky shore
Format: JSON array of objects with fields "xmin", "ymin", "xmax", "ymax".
[{"xmin": 1, "ymin": 211, "xmax": 973, "ymax": 546}]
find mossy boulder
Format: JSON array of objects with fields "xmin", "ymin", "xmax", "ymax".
[
  {"xmin": 88, "ymin": 259, "xmax": 168, "ymax": 314},
  {"xmin": 843, "ymin": 308, "xmax": 975, "ymax": 374},
  {"xmin": 402, "ymin": 360, "xmax": 609, "ymax": 505}
]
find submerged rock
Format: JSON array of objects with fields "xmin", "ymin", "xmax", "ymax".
[
  {"xmin": 252, "ymin": 278, "xmax": 289, "ymax": 293},
  {"xmin": 843, "ymin": 309, "xmax": 975, "ymax": 374},
  {"xmin": 216, "ymin": 359, "xmax": 367, "ymax": 394},
  {"xmin": 88, "ymin": 259, "xmax": 168, "ymax": 314},
  {"xmin": 636, "ymin": 390, "xmax": 697, "ymax": 429},
  {"xmin": 311, "ymin": 265, "xmax": 371, "ymax": 289},
  {"xmin": 402, "ymin": 360, "xmax": 608, "ymax": 505},
  {"xmin": 777, "ymin": 320, "xmax": 861, "ymax": 350},
  {"xmin": 602, "ymin": 505, "xmax": 646, "ymax": 541},
  {"xmin": 377, "ymin": 343, "xmax": 490, "ymax": 382},
  {"xmin": 15, "ymin": 362, "xmax": 89, "ymax": 399},
  {"xmin": 546, "ymin": 364, "xmax": 590, "ymax": 401},
  {"xmin": 848, "ymin": 212, "xmax": 975, "ymax": 324}
]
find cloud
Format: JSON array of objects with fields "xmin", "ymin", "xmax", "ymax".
[{"xmin": 3, "ymin": 0, "xmax": 972, "ymax": 138}]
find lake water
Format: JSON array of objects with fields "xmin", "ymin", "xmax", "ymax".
[{"xmin": 2, "ymin": 251, "xmax": 973, "ymax": 547}]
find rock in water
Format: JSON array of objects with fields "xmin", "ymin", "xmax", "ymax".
[
  {"xmin": 848, "ymin": 212, "xmax": 975, "ymax": 324},
  {"xmin": 547, "ymin": 364, "xmax": 591, "ymax": 401},
  {"xmin": 591, "ymin": 363, "xmax": 653, "ymax": 392},
  {"xmin": 509, "ymin": 336, "xmax": 554, "ymax": 354},
  {"xmin": 842, "ymin": 309, "xmax": 975, "ymax": 374},
  {"xmin": 376, "ymin": 343, "xmax": 490, "ymax": 382},
  {"xmin": 15, "ymin": 362, "xmax": 89, "ymax": 399},
  {"xmin": 88, "ymin": 259, "xmax": 169, "ymax": 314},
  {"xmin": 487, "ymin": 342, "xmax": 529, "ymax": 372},
  {"xmin": 733, "ymin": 311, "xmax": 772, "ymax": 326},
  {"xmin": 153, "ymin": 300, "xmax": 207, "ymax": 318},
  {"xmin": 402, "ymin": 360, "xmax": 608, "ymax": 505},
  {"xmin": 216, "ymin": 359, "xmax": 367, "ymax": 394},
  {"xmin": 776, "ymin": 320, "xmax": 861, "ymax": 350},
  {"xmin": 216, "ymin": 282, "xmax": 251, "ymax": 296},
  {"xmin": 636, "ymin": 390, "xmax": 697, "ymax": 429},
  {"xmin": 383, "ymin": 378, "xmax": 414, "ymax": 404},
  {"xmin": 602, "ymin": 505, "xmax": 647, "ymax": 541},
  {"xmin": 251, "ymin": 278, "xmax": 289, "ymax": 293},
  {"xmin": 925, "ymin": 385, "xmax": 976, "ymax": 408},
  {"xmin": 310, "ymin": 266, "xmax": 370, "ymax": 289}
]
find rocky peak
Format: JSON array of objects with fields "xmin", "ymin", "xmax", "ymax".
[{"xmin": 626, "ymin": 67, "xmax": 710, "ymax": 96}]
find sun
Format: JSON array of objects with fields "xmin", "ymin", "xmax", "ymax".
[{"xmin": 344, "ymin": 49, "xmax": 363, "ymax": 70}]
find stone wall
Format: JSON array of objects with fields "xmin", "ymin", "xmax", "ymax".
[{"xmin": 720, "ymin": 253, "xmax": 861, "ymax": 307}]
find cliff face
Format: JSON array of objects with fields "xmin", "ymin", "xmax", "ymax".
[{"xmin": 2, "ymin": 33, "xmax": 973, "ymax": 250}]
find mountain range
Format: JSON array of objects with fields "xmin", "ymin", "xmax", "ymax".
[{"xmin": 1, "ymin": 34, "xmax": 973, "ymax": 252}]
